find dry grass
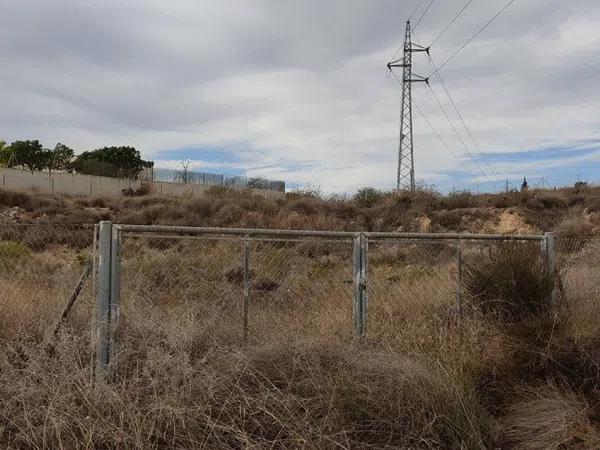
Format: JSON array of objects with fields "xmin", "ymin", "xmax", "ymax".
[
  {"xmin": 497, "ymin": 388, "xmax": 600, "ymax": 450},
  {"xmin": 2, "ymin": 187, "xmax": 600, "ymax": 447},
  {"xmin": 4, "ymin": 183, "xmax": 600, "ymax": 234}
]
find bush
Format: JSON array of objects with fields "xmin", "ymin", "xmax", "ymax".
[
  {"xmin": 0, "ymin": 241, "xmax": 30, "ymax": 259},
  {"xmin": 463, "ymin": 242, "xmax": 554, "ymax": 320},
  {"xmin": 554, "ymin": 217, "xmax": 593, "ymax": 253},
  {"xmin": 441, "ymin": 190, "xmax": 479, "ymax": 209},
  {"xmin": 205, "ymin": 185, "xmax": 234, "ymax": 199},
  {"xmin": 0, "ymin": 189, "xmax": 32, "ymax": 208},
  {"xmin": 431, "ymin": 210, "xmax": 463, "ymax": 230},
  {"xmin": 527, "ymin": 192, "xmax": 568, "ymax": 210},
  {"xmin": 354, "ymin": 187, "xmax": 387, "ymax": 208}
]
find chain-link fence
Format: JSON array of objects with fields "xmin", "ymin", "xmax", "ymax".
[
  {"xmin": 117, "ymin": 228, "xmax": 355, "ymax": 347},
  {"xmin": 0, "ymin": 223, "xmax": 96, "ymax": 342},
  {"xmin": 94, "ymin": 225, "xmax": 558, "ymax": 369},
  {"xmin": 152, "ymin": 168, "xmax": 286, "ymax": 192},
  {"xmin": 6, "ymin": 221, "xmax": 600, "ymax": 381}
]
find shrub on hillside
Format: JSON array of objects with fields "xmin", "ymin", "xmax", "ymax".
[
  {"xmin": 464, "ymin": 242, "xmax": 553, "ymax": 320},
  {"xmin": 526, "ymin": 192, "xmax": 568, "ymax": 210},
  {"xmin": 353, "ymin": 187, "xmax": 387, "ymax": 208},
  {"xmin": 554, "ymin": 217, "xmax": 593, "ymax": 253},
  {"xmin": 431, "ymin": 210, "xmax": 464, "ymax": 231},
  {"xmin": 440, "ymin": 190, "xmax": 479, "ymax": 210}
]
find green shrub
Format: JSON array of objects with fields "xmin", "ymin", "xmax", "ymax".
[
  {"xmin": 463, "ymin": 242, "xmax": 553, "ymax": 320},
  {"xmin": 0, "ymin": 241, "xmax": 31, "ymax": 259},
  {"xmin": 354, "ymin": 187, "xmax": 387, "ymax": 208}
]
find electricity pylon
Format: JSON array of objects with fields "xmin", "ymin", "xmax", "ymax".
[{"xmin": 387, "ymin": 21, "xmax": 429, "ymax": 193}]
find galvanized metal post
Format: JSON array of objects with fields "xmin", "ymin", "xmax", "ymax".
[
  {"xmin": 109, "ymin": 226, "xmax": 121, "ymax": 368},
  {"xmin": 243, "ymin": 235, "xmax": 250, "ymax": 343},
  {"xmin": 353, "ymin": 233, "xmax": 368, "ymax": 336},
  {"xmin": 361, "ymin": 233, "xmax": 368, "ymax": 333},
  {"xmin": 457, "ymin": 242, "xmax": 463, "ymax": 322},
  {"xmin": 95, "ymin": 221, "xmax": 112, "ymax": 381},
  {"xmin": 92, "ymin": 224, "xmax": 98, "ymax": 302},
  {"xmin": 543, "ymin": 232, "xmax": 556, "ymax": 303}
]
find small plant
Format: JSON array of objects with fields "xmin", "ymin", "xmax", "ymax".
[
  {"xmin": 463, "ymin": 242, "xmax": 553, "ymax": 320},
  {"xmin": 0, "ymin": 241, "xmax": 30, "ymax": 259}
]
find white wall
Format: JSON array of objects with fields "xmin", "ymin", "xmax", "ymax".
[
  {"xmin": 0, "ymin": 167, "xmax": 140, "ymax": 197},
  {"xmin": 0, "ymin": 167, "xmax": 284, "ymax": 199}
]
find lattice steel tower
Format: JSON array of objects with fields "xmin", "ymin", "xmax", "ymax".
[{"xmin": 387, "ymin": 21, "xmax": 429, "ymax": 193}]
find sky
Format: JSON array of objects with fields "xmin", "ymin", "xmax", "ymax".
[{"xmin": 1, "ymin": 0, "xmax": 599, "ymax": 193}]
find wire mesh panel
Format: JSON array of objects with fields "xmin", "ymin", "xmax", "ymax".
[
  {"xmin": 117, "ymin": 231, "xmax": 354, "ymax": 346},
  {"xmin": 119, "ymin": 233, "xmax": 245, "ymax": 345},
  {"xmin": 459, "ymin": 239, "xmax": 547, "ymax": 319},
  {"xmin": 555, "ymin": 237, "xmax": 600, "ymax": 303},
  {"xmin": 247, "ymin": 237, "xmax": 354, "ymax": 343},
  {"xmin": 367, "ymin": 239, "xmax": 459, "ymax": 339},
  {"xmin": 0, "ymin": 224, "xmax": 95, "ymax": 338}
]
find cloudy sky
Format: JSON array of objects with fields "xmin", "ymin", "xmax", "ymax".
[{"xmin": 1, "ymin": 0, "xmax": 599, "ymax": 192}]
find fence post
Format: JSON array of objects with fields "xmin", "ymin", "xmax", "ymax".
[
  {"xmin": 243, "ymin": 235, "xmax": 250, "ymax": 343},
  {"xmin": 95, "ymin": 221, "xmax": 112, "ymax": 381},
  {"xmin": 543, "ymin": 232, "xmax": 556, "ymax": 303},
  {"xmin": 109, "ymin": 225, "xmax": 121, "ymax": 369},
  {"xmin": 457, "ymin": 241, "xmax": 463, "ymax": 322},
  {"xmin": 353, "ymin": 233, "xmax": 368, "ymax": 336}
]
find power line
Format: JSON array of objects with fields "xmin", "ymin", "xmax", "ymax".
[
  {"xmin": 412, "ymin": 97, "xmax": 479, "ymax": 181},
  {"xmin": 413, "ymin": 0, "xmax": 435, "ymax": 31},
  {"xmin": 388, "ymin": 0, "xmax": 429, "ymax": 62},
  {"xmin": 390, "ymin": 69, "xmax": 479, "ymax": 182},
  {"xmin": 427, "ymin": 55, "xmax": 498, "ymax": 178},
  {"xmin": 430, "ymin": 0, "xmax": 475, "ymax": 47},
  {"xmin": 409, "ymin": 0, "xmax": 427, "ymax": 20},
  {"xmin": 426, "ymin": 80, "xmax": 491, "ymax": 181},
  {"xmin": 390, "ymin": 0, "xmax": 428, "ymax": 63},
  {"xmin": 429, "ymin": 0, "xmax": 517, "ymax": 77}
]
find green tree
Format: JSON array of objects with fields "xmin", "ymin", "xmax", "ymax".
[
  {"xmin": 72, "ymin": 146, "xmax": 153, "ymax": 178},
  {"xmin": 49, "ymin": 143, "xmax": 75, "ymax": 172},
  {"xmin": 7, "ymin": 140, "xmax": 51, "ymax": 173}
]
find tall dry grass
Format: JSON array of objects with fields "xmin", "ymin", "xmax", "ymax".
[
  {"xmin": 5, "ymin": 183, "xmax": 600, "ymax": 235},
  {"xmin": 1, "ymin": 216, "xmax": 600, "ymax": 447}
]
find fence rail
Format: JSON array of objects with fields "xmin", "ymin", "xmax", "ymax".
[
  {"xmin": 6, "ymin": 221, "xmax": 599, "ymax": 383},
  {"xmin": 92, "ymin": 222, "xmax": 558, "ymax": 379}
]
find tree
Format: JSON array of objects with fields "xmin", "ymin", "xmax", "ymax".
[
  {"xmin": 48, "ymin": 143, "xmax": 75, "ymax": 172},
  {"xmin": 7, "ymin": 140, "xmax": 51, "ymax": 173},
  {"xmin": 0, "ymin": 140, "xmax": 9, "ymax": 167},
  {"xmin": 72, "ymin": 146, "xmax": 153, "ymax": 178}
]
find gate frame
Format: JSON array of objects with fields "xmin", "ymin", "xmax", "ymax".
[{"xmin": 94, "ymin": 223, "xmax": 550, "ymax": 381}]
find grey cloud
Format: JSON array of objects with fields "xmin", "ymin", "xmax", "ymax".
[{"xmin": 1, "ymin": 0, "xmax": 599, "ymax": 192}]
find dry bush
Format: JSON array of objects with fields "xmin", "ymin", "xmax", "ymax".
[
  {"xmin": 555, "ymin": 216, "xmax": 594, "ymax": 253},
  {"xmin": 526, "ymin": 191, "xmax": 568, "ymax": 210},
  {"xmin": 0, "ymin": 331, "xmax": 494, "ymax": 449},
  {"xmin": 497, "ymin": 388, "xmax": 600, "ymax": 450},
  {"xmin": 432, "ymin": 209, "xmax": 464, "ymax": 230},
  {"xmin": 440, "ymin": 190, "xmax": 480, "ymax": 209},
  {"xmin": 463, "ymin": 242, "xmax": 554, "ymax": 320}
]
